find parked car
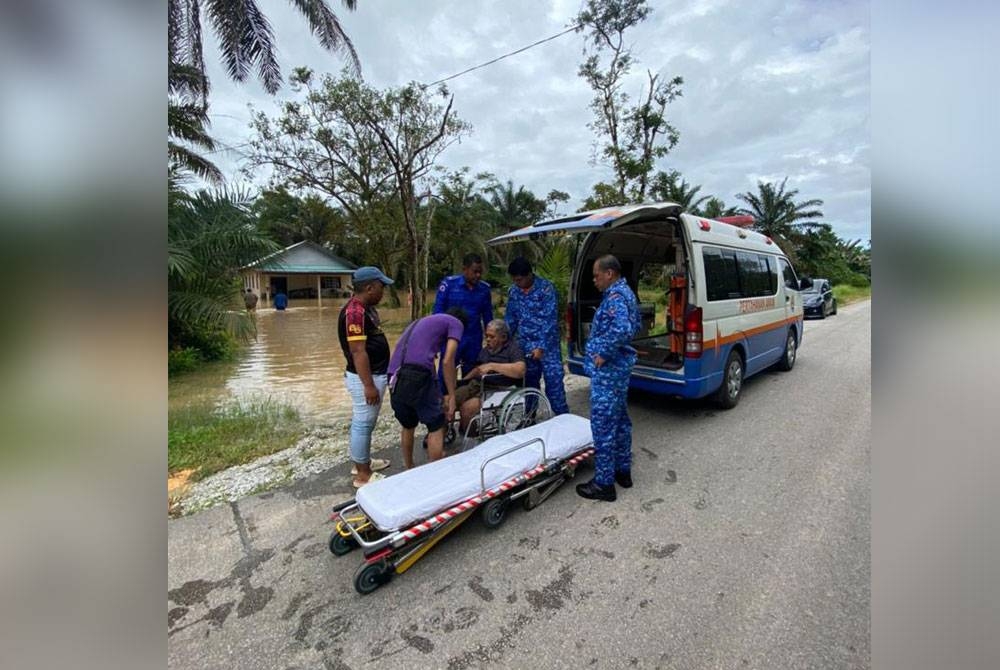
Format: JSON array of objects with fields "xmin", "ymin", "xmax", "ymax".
[{"xmin": 801, "ymin": 278, "xmax": 837, "ymax": 318}]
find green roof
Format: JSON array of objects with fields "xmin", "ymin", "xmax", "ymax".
[{"xmin": 244, "ymin": 241, "xmax": 357, "ymax": 274}]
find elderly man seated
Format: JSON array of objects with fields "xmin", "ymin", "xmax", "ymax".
[{"xmin": 452, "ymin": 319, "xmax": 527, "ymax": 434}]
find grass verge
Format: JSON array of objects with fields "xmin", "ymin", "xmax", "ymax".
[
  {"xmin": 168, "ymin": 398, "xmax": 306, "ymax": 481},
  {"xmin": 832, "ymin": 284, "xmax": 872, "ymax": 306}
]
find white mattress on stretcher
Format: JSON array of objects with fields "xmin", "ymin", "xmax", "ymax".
[{"xmin": 356, "ymin": 414, "xmax": 593, "ymax": 531}]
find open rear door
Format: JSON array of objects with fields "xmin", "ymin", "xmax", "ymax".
[{"xmin": 487, "ymin": 202, "xmax": 684, "ymax": 245}]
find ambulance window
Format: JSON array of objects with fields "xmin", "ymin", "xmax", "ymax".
[
  {"xmin": 762, "ymin": 256, "xmax": 778, "ymax": 294},
  {"xmin": 703, "ymin": 247, "xmax": 741, "ymax": 301},
  {"xmin": 779, "ymin": 258, "xmax": 798, "ymax": 289},
  {"xmin": 736, "ymin": 252, "xmax": 771, "ymax": 297}
]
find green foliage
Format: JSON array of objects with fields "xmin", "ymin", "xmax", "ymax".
[
  {"xmin": 168, "ymin": 348, "xmax": 203, "ymax": 376},
  {"xmin": 832, "ymin": 283, "xmax": 871, "ymax": 305},
  {"xmin": 168, "ymin": 398, "xmax": 304, "ymax": 479},
  {"xmin": 581, "ymin": 182, "xmax": 626, "ymax": 211},
  {"xmin": 169, "ymin": 182, "xmax": 279, "ymax": 356},
  {"xmin": 247, "ymin": 70, "xmax": 470, "ymax": 319},
  {"xmin": 649, "ymin": 170, "xmax": 710, "ymax": 213},
  {"xmin": 535, "ymin": 240, "xmax": 574, "ymax": 335}
]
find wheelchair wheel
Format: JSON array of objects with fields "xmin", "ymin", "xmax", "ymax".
[{"xmin": 498, "ymin": 388, "xmax": 552, "ymax": 434}]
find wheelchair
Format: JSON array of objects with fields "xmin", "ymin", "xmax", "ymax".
[{"xmin": 447, "ymin": 374, "xmax": 553, "ymax": 450}]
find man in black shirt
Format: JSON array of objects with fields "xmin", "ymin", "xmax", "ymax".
[
  {"xmin": 338, "ymin": 266, "xmax": 394, "ymax": 487},
  {"xmin": 453, "ymin": 319, "xmax": 527, "ymax": 435}
]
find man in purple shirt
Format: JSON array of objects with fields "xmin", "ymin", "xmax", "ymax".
[{"xmin": 388, "ymin": 307, "xmax": 467, "ymax": 468}]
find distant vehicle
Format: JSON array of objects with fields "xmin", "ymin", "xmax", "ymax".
[
  {"xmin": 489, "ymin": 202, "xmax": 810, "ymax": 409},
  {"xmin": 801, "ymin": 278, "xmax": 837, "ymax": 318}
]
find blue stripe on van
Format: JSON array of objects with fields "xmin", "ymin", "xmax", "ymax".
[{"xmin": 568, "ymin": 316, "xmax": 799, "ymax": 400}]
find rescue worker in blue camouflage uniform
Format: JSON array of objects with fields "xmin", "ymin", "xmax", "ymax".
[
  {"xmin": 433, "ymin": 253, "xmax": 494, "ymax": 381},
  {"xmin": 504, "ymin": 257, "xmax": 569, "ymax": 415},
  {"xmin": 577, "ymin": 254, "xmax": 641, "ymax": 502}
]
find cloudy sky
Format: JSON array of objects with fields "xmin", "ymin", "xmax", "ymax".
[{"xmin": 205, "ymin": 0, "xmax": 870, "ymax": 242}]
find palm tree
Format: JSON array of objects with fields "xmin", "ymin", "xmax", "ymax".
[
  {"xmin": 169, "ymin": 0, "xmax": 360, "ymax": 96},
  {"xmin": 168, "ymin": 0, "xmax": 360, "ymax": 181},
  {"xmin": 649, "ymin": 170, "xmax": 710, "ymax": 213},
  {"xmin": 700, "ymin": 197, "xmax": 739, "ymax": 219},
  {"xmin": 169, "ymin": 175, "xmax": 280, "ymax": 350},
  {"xmin": 735, "ymin": 177, "xmax": 825, "ymax": 245},
  {"xmin": 488, "ymin": 180, "xmax": 547, "ymax": 264}
]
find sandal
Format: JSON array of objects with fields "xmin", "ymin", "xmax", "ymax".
[
  {"xmin": 352, "ymin": 471, "xmax": 387, "ymax": 489},
  {"xmin": 351, "ymin": 458, "xmax": 390, "ymax": 476}
]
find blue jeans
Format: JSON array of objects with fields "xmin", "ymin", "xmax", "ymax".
[{"xmin": 344, "ymin": 372, "xmax": 388, "ymax": 464}]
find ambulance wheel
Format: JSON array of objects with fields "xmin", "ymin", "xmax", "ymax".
[
  {"xmin": 480, "ymin": 497, "xmax": 509, "ymax": 529},
  {"xmin": 776, "ymin": 329, "xmax": 797, "ymax": 372},
  {"xmin": 329, "ymin": 530, "xmax": 357, "ymax": 556},
  {"xmin": 354, "ymin": 560, "xmax": 392, "ymax": 595},
  {"xmin": 716, "ymin": 350, "xmax": 744, "ymax": 409}
]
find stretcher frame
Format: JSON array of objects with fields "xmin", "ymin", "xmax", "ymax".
[{"xmin": 328, "ymin": 435, "xmax": 594, "ymax": 595}]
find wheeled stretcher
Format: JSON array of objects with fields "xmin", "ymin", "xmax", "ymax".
[{"xmin": 328, "ymin": 414, "xmax": 594, "ymax": 594}]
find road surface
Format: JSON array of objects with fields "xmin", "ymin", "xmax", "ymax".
[{"xmin": 168, "ymin": 299, "xmax": 870, "ymax": 670}]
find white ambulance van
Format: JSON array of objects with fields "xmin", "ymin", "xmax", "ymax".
[{"xmin": 488, "ymin": 202, "xmax": 810, "ymax": 408}]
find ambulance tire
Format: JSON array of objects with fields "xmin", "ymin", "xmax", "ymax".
[
  {"xmin": 716, "ymin": 350, "xmax": 744, "ymax": 409},
  {"xmin": 775, "ymin": 329, "xmax": 797, "ymax": 372}
]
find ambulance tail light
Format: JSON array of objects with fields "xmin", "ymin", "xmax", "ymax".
[{"xmin": 684, "ymin": 306, "xmax": 703, "ymax": 358}]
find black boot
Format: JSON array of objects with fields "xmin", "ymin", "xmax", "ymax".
[
  {"xmin": 576, "ymin": 479, "xmax": 617, "ymax": 502},
  {"xmin": 614, "ymin": 471, "xmax": 633, "ymax": 488}
]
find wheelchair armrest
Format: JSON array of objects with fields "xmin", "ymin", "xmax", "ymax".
[{"xmin": 481, "ymin": 373, "xmax": 523, "ymax": 388}]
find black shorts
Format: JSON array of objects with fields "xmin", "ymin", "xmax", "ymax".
[{"xmin": 390, "ymin": 364, "xmax": 446, "ymax": 432}]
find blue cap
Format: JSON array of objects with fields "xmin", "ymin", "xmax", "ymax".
[{"xmin": 352, "ymin": 266, "xmax": 394, "ymax": 285}]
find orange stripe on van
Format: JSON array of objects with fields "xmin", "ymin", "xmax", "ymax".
[{"xmin": 717, "ymin": 315, "xmax": 800, "ymax": 346}]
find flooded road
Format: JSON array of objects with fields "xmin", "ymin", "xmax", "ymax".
[{"xmin": 169, "ymin": 300, "xmax": 415, "ymax": 424}]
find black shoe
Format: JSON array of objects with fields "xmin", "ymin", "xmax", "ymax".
[
  {"xmin": 576, "ymin": 480, "xmax": 617, "ymax": 502},
  {"xmin": 615, "ymin": 471, "xmax": 633, "ymax": 488}
]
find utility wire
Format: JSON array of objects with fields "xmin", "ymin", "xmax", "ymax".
[
  {"xmin": 200, "ymin": 24, "xmax": 584, "ymax": 157},
  {"xmin": 423, "ymin": 23, "xmax": 582, "ymax": 89}
]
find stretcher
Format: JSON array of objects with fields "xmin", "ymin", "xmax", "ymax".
[{"xmin": 328, "ymin": 414, "xmax": 594, "ymax": 594}]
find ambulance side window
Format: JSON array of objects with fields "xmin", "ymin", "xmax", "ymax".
[{"xmin": 779, "ymin": 257, "xmax": 798, "ymax": 290}]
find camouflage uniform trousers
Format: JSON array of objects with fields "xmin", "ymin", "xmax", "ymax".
[
  {"xmin": 524, "ymin": 349, "xmax": 569, "ymax": 415},
  {"xmin": 589, "ymin": 363, "xmax": 633, "ymax": 487}
]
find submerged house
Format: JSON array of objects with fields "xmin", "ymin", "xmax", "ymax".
[{"xmin": 241, "ymin": 241, "xmax": 357, "ymax": 308}]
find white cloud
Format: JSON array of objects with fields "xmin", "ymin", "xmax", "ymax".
[{"xmin": 200, "ymin": 0, "xmax": 869, "ymax": 241}]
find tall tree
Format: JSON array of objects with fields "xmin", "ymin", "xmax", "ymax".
[
  {"xmin": 247, "ymin": 71, "xmax": 469, "ymax": 319},
  {"xmin": 649, "ymin": 170, "xmax": 710, "ymax": 213},
  {"xmin": 575, "ymin": 0, "xmax": 683, "ymax": 203}
]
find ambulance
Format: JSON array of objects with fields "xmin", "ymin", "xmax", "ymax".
[{"xmin": 488, "ymin": 202, "xmax": 810, "ymax": 408}]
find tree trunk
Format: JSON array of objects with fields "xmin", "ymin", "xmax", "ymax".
[{"xmin": 400, "ymin": 180, "xmax": 423, "ymax": 320}]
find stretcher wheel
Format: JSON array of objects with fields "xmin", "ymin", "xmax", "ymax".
[
  {"xmin": 354, "ymin": 560, "xmax": 393, "ymax": 595},
  {"xmin": 328, "ymin": 530, "xmax": 357, "ymax": 556},
  {"xmin": 480, "ymin": 497, "xmax": 509, "ymax": 529}
]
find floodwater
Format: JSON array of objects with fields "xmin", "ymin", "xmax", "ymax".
[{"xmin": 168, "ymin": 300, "xmax": 416, "ymax": 424}]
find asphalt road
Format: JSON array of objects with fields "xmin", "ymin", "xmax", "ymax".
[{"xmin": 168, "ymin": 299, "xmax": 871, "ymax": 670}]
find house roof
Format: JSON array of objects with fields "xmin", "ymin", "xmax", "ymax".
[{"xmin": 243, "ymin": 241, "xmax": 357, "ymax": 274}]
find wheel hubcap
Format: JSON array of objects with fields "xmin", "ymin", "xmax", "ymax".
[
  {"xmin": 728, "ymin": 361, "xmax": 742, "ymax": 397},
  {"xmin": 787, "ymin": 336, "xmax": 796, "ymax": 365}
]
